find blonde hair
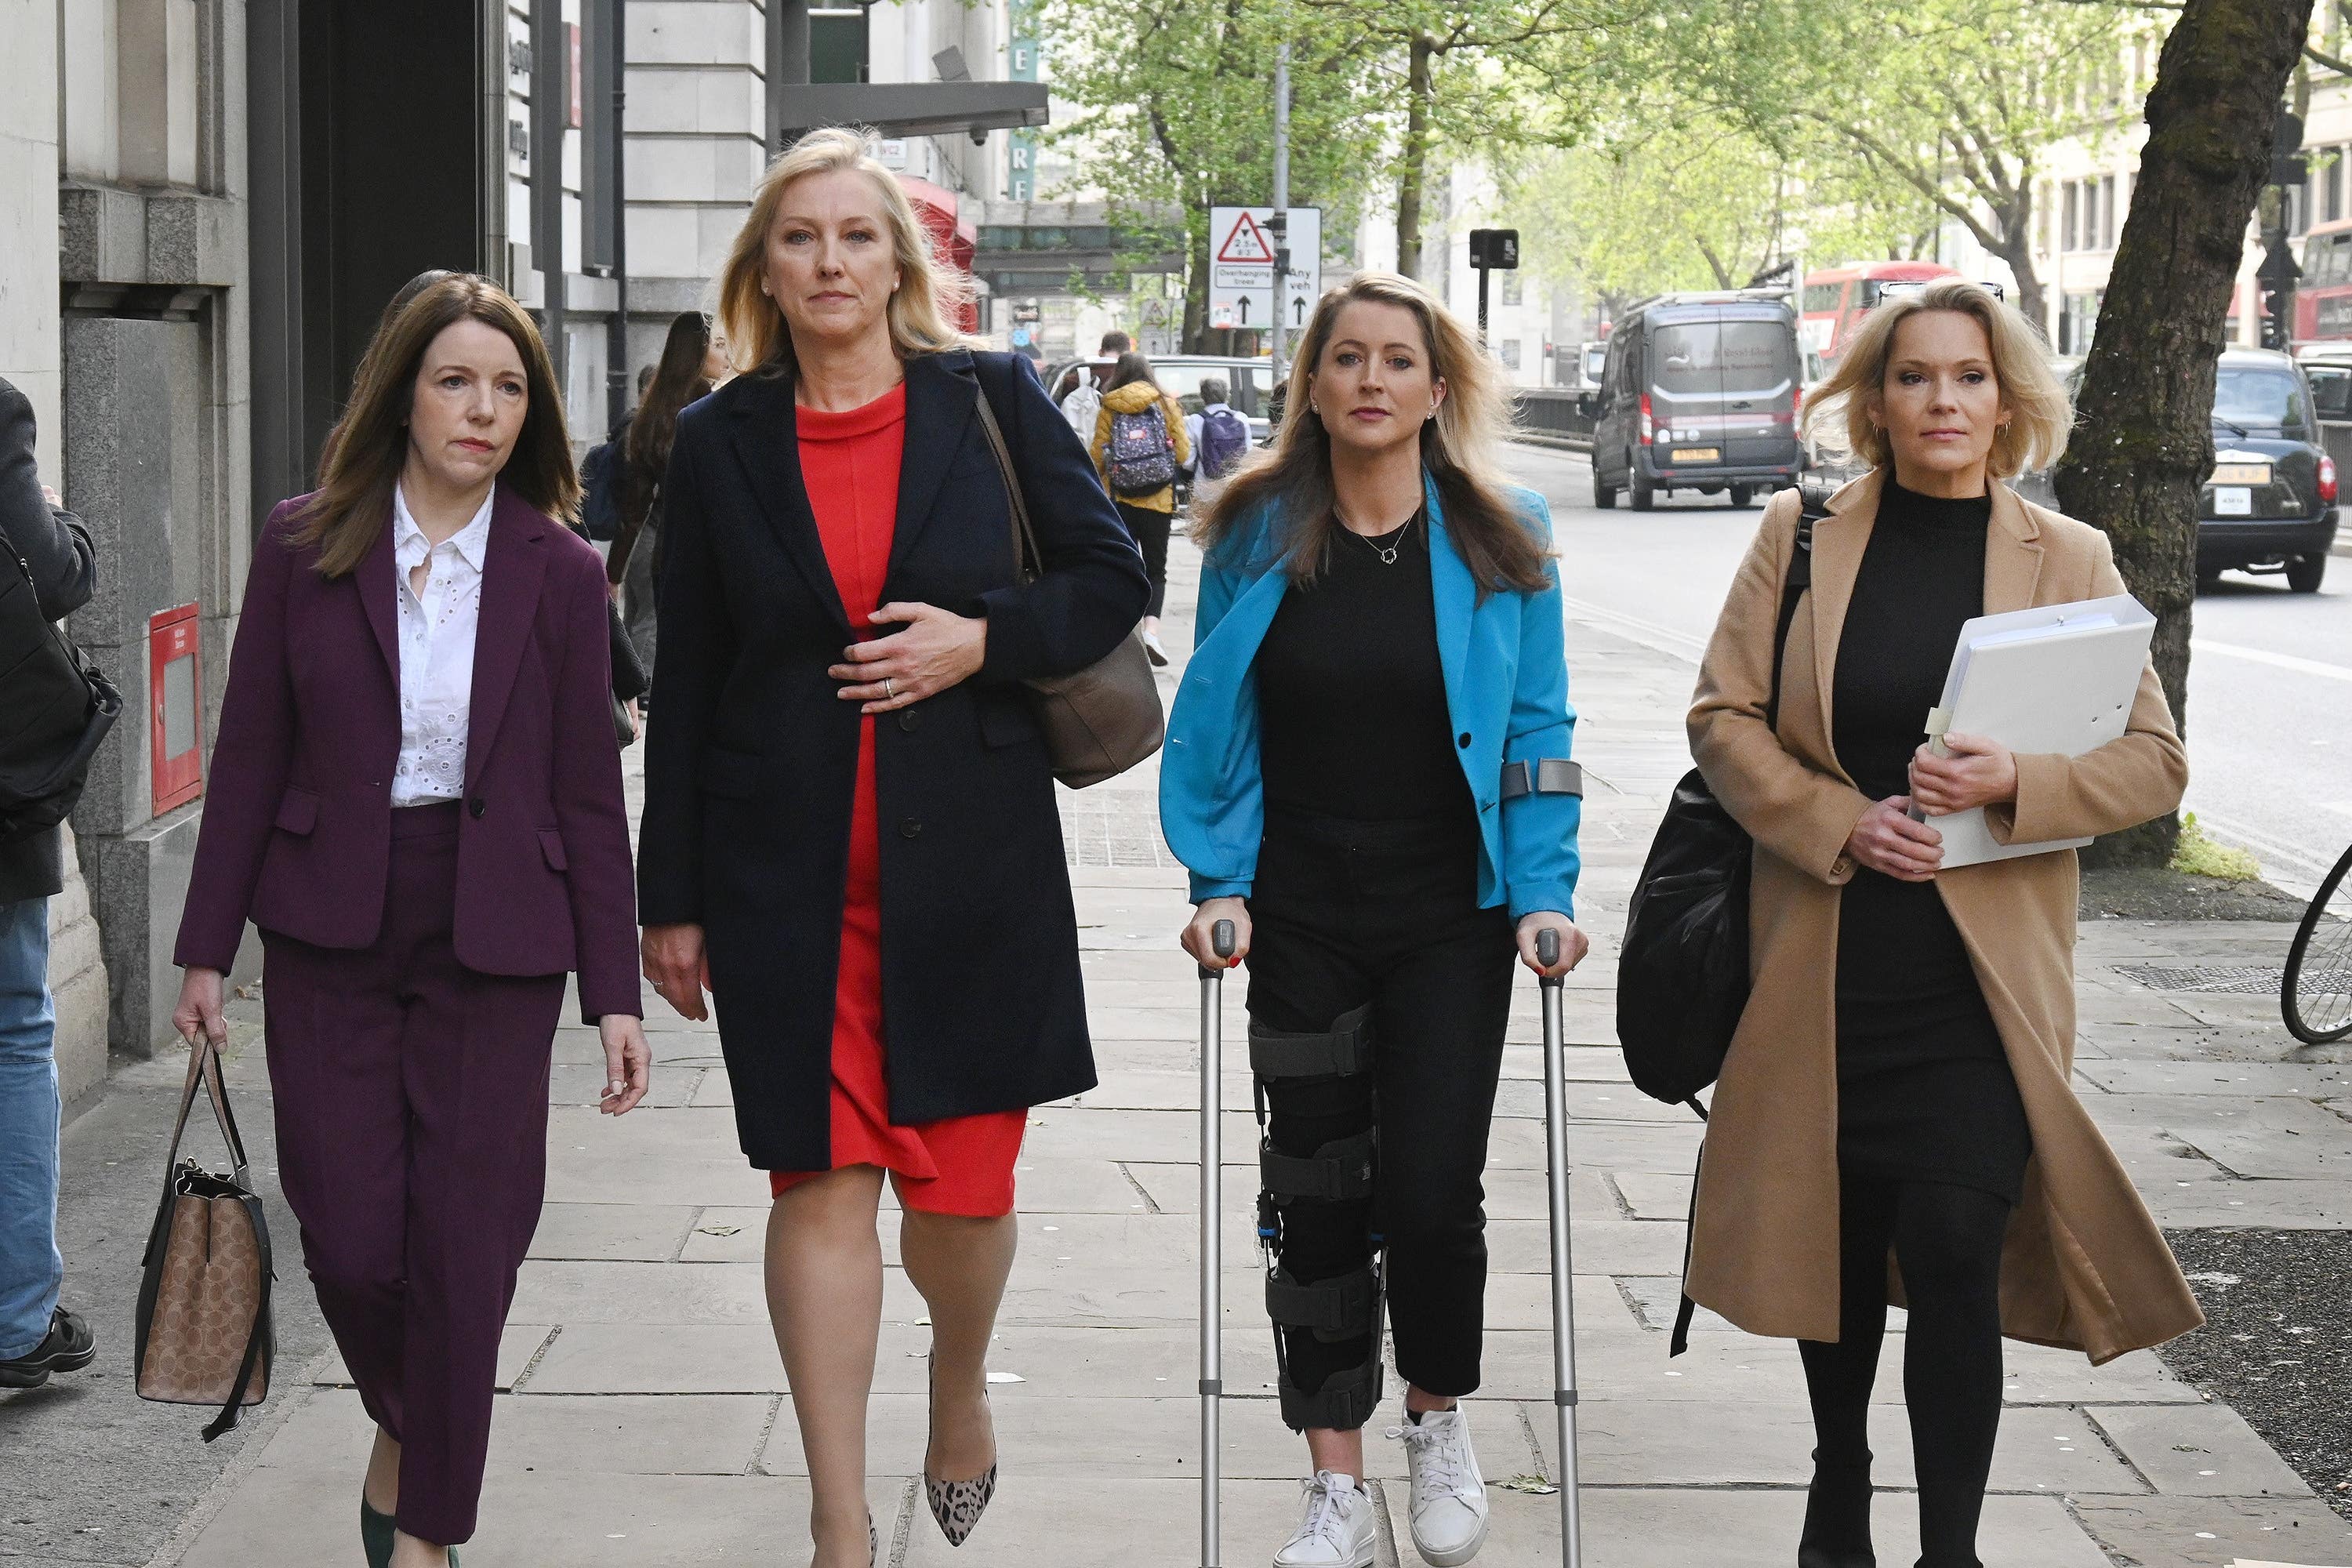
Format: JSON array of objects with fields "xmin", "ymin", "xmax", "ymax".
[
  {"xmin": 1199, "ymin": 270, "xmax": 1549, "ymax": 596},
  {"xmin": 1804, "ymin": 276, "xmax": 2069, "ymax": 478},
  {"xmin": 716, "ymin": 126, "xmax": 975, "ymax": 376}
]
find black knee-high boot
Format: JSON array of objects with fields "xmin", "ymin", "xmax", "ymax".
[
  {"xmin": 1796, "ymin": 1179, "xmax": 1900, "ymax": 1567},
  {"xmin": 1893, "ymin": 1181, "xmax": 2013, "ymax": 1568}
]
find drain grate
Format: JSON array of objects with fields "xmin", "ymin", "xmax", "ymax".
[
  {"xmin": 2116, "ymin": 963, "xmax": 2352, "ymax": 996},
  {"xmin": 2116, "ymin": 964, "xmax": 2279, "ymax": 994}
]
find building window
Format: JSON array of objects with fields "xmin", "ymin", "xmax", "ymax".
[
  {"xmin": 1501, "ymin": 272, "xmax": 1522, "ymax": 306},
  {"xmin": 811, "ymin": 8, "xmax": 869, "ymax": 84},
  {"xmin": 1498, "ymin": 339, "xmax": 1523, "ymax": 370},
  {"xmin": 2100, "ymin": 176, "xmax": 2116, "ymax": 249},
  {"xmin": 2063, "ymin": 182, "xmax": 2080, "ymax": 252}
]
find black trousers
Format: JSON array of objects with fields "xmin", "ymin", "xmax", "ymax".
[
  {"xmin": 1798, "ymin": 1171, "xmax": 2013, "ymax": 1568},
  {"xmin": 1245, "ymin": 807, "xmax": 1515, "ymax": 1425},
  {"xmin": 1114, "ymin": 500, "xmax": 1172, "ymax": 618}
]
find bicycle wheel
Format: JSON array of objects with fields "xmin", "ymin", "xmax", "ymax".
[{"xmin": 2282, "ymin": 839, "xmax": 2352, "ymax": 1044}]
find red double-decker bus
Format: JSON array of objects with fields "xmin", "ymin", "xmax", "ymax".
[
  {"xmin": 2296, "ymin": 217, "xmax": 2352, "ymax": 344},
  {"xmin": 1799, "ymin": 260, "xmax": 1958, "ymax": 365}
]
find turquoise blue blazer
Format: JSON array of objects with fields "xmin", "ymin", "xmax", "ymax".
[{"xmin": 1159, "ymin": 472, "xmax": 1581, "ymax": 920}]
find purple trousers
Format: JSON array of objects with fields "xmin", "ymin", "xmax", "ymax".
[{"xmin": 260, "ymin": 801, "xmax": 564, "ymax": 1546}]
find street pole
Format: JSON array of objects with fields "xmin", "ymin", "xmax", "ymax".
[
  {"xmin": 1478, "ymin": 265, "xmax": 1490, "ymax": 343},
  {"xmin": 1269, "ymin": 37, "xmax": 1291, "ymax": 390}
]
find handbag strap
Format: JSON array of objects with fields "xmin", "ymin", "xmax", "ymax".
[
  {"xmin": 199, "ymin": 1197, "xmax": 274, "ymax": 1443},
  {"xmin": 972, "ymin": 383, "xmax": 1043, "ymax": 586},
  {"xmin": 161, "ymin": 1034, "xmax": 254, "ymax": 1192},
  {"xmin": 1763, "ymin": 484, "xmax": 1830, "ymax": 732}
]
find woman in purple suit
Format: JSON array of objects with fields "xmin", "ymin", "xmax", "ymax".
[{"xmin": 171, "ymin": 275, "xmax": 650, "ymax": 1568}]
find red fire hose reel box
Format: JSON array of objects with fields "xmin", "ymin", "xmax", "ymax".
[{"xmin": 149, "ymin": 604, "xmax": 203, "ymax": 815}]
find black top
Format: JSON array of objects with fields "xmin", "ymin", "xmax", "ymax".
[
  {"xmin": 1256, "ymin": 510, "xmax": 1472, "ymax": 822},
  {"xmin": 1829, "ymin": 478, "xmax": 2028, "ymax": 1200}
]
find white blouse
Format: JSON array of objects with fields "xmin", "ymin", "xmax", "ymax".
[{"xmin": 389, "ymin": 485, "xmax": 494, "ymax": 808}]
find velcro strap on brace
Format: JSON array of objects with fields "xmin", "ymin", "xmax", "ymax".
[
  {"xmin": 1265, "ymin": 1265, "xmax": 1379, "ymax": 1343},
  {"xmin": 1259, "ymin": 1130, "xmax": 1377, "ymax": 1204},
  {"xmin": 1500, "ymin": 758, "xmax": 1584, "ymax": 800},
  {"xmin": 1276, "ymin": 1355, "xmax": 1386, "ymax": 1434},
  {"xmin": 1248, "ymin": 1005, "xmax": 1372, "ymax": 1080}
]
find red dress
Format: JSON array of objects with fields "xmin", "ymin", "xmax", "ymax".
[{"xmin": 767, "ymin": 383, "xmax": 1028, "ymax": 1217}]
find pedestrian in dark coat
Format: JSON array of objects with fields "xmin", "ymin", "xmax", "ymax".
[
  {"xmin": 0, "ymin": 378, "xmax": 102, "ymax": 1394},
  {"xmin": 172, "ymin": 276, "xmax": 648, "ymax": 1567},
  {"xmin": 634, "ymin": 128, "xmax": 1147, "ymax": 1566}
]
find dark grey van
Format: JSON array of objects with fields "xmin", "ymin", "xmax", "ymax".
[{"xmin": 1585, "ymin": 292, "xmax": 1806, "ymax": 510}]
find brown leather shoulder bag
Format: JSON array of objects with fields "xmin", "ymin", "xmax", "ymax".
[
  {"xmin": 134, "ymin": 1036, "xmax": 274, "ymax": 1440},
  {"xmin": 971, "ymin": 386, "xmax": 1165, "ymax": 789}
]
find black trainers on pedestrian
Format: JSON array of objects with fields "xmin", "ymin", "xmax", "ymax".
[{"xmin": 0, "ymin": 1306, "xmax": 97, "ymax": 1388}]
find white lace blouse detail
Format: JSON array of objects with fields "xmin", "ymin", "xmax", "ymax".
[{"xmin": 390, "ymin": 485, "xmax": 494, "ymax": 808}]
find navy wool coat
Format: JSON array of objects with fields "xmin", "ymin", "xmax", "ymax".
[{"xmin": 636, "ymin": 348, "xmax": 1150, "ymax": 1170}]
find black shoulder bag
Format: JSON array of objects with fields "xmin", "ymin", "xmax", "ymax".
[
  {"xmin": 1617, "ymin": 485, "xmax": 1827, "ymax": 1356},
  {"xmin": 0, "ymin": 537, "xmax": 122, "ymax": 844},
  {"xmin": 1615, "ymin": 487, "xmax": 1826, "ymax": 1116}
]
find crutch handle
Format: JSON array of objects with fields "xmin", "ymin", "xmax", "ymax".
[
  {"xmin": 1200, "ymin": 918, "xmax": 1237, "ymax": 978},
  {"xmin": 1537, "ymin": 927, "xmax": 1563, "ymax": 989}
]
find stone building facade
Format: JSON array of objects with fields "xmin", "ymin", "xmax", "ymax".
[{"xmin": 3, "ymin": 0, "xmax": 1032, "ymax": 1108}]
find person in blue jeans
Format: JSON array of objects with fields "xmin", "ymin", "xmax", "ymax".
[{"xmin": 0, "ymin": 376, "xmax": 100, "ymax": 1389}]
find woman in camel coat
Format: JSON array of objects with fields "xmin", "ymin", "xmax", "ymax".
[{"xmin": 1686, "ymin": 278, "xmax": 2200, "ymax": 1568}]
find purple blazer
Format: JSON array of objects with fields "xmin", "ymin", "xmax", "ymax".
[{"xmin": 174, "ymin": 488, "xmax": 641, "ymax": 1021}]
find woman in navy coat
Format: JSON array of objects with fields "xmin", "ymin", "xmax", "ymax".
[{"xmin": 633, "ymin": 129, "xmax": 1147, "ymax": 1566}]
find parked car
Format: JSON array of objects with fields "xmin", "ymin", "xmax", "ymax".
[
  {"xmin": 2016, "ymin": 347, "xmax": 2337, "ymax": 593},
  {"xmin": 1045, "ymin": 353, "xmax": 1275, "ymax": 443},
  {"xmin": 1583, "ymin": 291, "xmax": 1806, "ymax": 510}
]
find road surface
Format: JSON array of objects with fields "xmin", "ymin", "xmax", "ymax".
[{"xmin": 1501, "ymin": 442, "xmax": 2352, "ymax": 895}]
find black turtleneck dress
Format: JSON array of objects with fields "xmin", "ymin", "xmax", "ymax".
[{"xmin": 1828, "ymin": 481, "xmax": 2031, "ymax": 1203}]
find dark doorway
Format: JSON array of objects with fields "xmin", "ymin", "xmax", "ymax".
[{"xmin": 249, "ymin": 0, "xmax": 495, "ymax": 519}]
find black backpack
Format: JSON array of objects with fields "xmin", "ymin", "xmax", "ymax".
[
  {"xmin": 0, "ymin": 542, "xmax": 122, "ymax": 844},
  {"xmin": 1615, "ymin": 485, "xmax": 1826, "ymax": 1117}
]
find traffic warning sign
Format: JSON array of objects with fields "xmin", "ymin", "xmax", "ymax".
[{"xmin": 1207, "ymin": 206, "xmax": 1321, "ymax": 333}]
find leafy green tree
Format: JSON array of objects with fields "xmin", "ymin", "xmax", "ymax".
[
  {"xmin": 1505, "ymin": 114, "xmax": 1939, "ymax": 303},
  {"xmin": 2053, "ymin": 0, "xmax": 2315, "ymax": 866},
  {"xmin": 1300, "ymin": 0, "xmax": 1621, "ymax": 278},
  {"xmin": 1673, "ymin": 0, "xmax": 2141, "ymax": 328},
  {"xmin": 1036, "ymin": 0, "xmax": 1385, "ymax": 347}
]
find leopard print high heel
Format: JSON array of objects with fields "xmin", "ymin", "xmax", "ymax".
[{"xmin": 923, "ymin": 1355, "xmax": 998, "ymax": 1547}]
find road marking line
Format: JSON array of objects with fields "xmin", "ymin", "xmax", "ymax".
[
  {"xmin": 2190, "ymin": 808, "xmax": 2338, "ymax": 895},
  {"xmin": 2190, "ymin": 638, "xmax": 2352, "ymax": 684},
  {"xmin": 1561, "ymin": 596, "xmax": 1707, "ymax": 661}
]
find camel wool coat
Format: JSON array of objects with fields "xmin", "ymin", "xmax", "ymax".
[{"xmin": 1684, "ymin": 469, "xmax": 2202, "ymax": 1364}]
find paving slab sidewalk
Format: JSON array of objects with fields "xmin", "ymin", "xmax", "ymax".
[{"xmin": 26, "ymin": 537, "xmax": 2352, "ymax": 1568}]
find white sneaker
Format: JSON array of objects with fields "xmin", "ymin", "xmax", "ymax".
[
  {"xmin": 1396, "ymin": 1407, "xmax": 1489, "ymax": 1566},
  {"xmin": 1271, "ymin": 1471, "xmax": 1377, "ymax": 1568}
]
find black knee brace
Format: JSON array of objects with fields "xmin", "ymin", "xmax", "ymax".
[{"xmin": 1249, "ymin": 1004, "xmax": 1386, "ymax": 1432}]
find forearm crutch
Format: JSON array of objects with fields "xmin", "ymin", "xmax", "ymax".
[
  {"xmin": 1538, "ymin": 927, "xmax": 1584, "ymax": 1566},
  {"xmin": 1199, "ymin": 917, "xmax": 1236, "ymax": 1568}
]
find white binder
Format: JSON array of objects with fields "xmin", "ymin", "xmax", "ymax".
[{"xmin": 1915, "ymin": 593, "xmax": 2157, "ymax": 869}]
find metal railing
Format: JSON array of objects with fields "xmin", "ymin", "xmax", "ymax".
[{"xmin": 1514, "ymin": 388, "xmax": 1595, "ymax": 447}]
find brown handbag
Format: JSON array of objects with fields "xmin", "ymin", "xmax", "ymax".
[
  {"xmin": 134, "ymin": 1036, "xmax": 274, "ymax": 1441},
  {"xmin": 972, "ymin": 386, "xmax": 1166, "ymax": 788}
]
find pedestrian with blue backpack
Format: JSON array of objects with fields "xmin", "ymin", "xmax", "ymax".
[
  {"xmin": 1185, "ymin": 374, "xmax": 1252, "ymax": 499},
  {"xmin": 1089, "ymin": 352, "xmax": 1190, "ymax": 666}
]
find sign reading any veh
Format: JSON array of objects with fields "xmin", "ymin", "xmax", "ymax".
[{"xmin": 1207, "ymin": 206, "xmax": 1322, "ymax": 332}]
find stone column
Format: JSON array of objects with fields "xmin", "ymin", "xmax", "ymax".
[
  {"xmin": 625, "ymin": 0, "xmax": 769, "ymax": 369},
  {"xmin": 46, "ymin": 826, "xmax": 112, "ymax": 1109}
]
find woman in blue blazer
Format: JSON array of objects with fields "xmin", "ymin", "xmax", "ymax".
[{"xmin": 1161, "ymin": 272, "xmax": 1586, "ymax": 1568}]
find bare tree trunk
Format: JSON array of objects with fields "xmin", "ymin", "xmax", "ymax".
[
  {"xmin": 1396, "ymin": 35, "xmax": 1435, "ymax": 279},
  {"xmin": 1992, "ymin": 201, "xmax": 2046, "ymax": 336},
  {"xmin": 2051, "ymin": 0, "xmax": 2313, "ymax": 866}
]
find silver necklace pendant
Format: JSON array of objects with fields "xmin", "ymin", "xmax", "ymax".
[{"xmin": 1354, "ymin": 517, "xmax": 1410, "ymax": 564}]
